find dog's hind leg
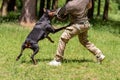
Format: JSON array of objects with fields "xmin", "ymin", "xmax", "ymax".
[
  {"xmin": 16, "ymin": 44, "xmax": 26, "ymax": 61},
  {"xmin": 31, "ymin": 44, "xmax": 39, "ymax": 65}
]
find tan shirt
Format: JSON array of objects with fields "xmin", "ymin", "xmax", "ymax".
[{"xmin": 64, "ymin": 0, "xmax": 90, "ymax": 24}]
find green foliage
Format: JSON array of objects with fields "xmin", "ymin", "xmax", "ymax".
[
  {"xmin": 93, "ymin": 0, "xmax": 120, "ymax": 17},
  {"xmin": 58, "ymin": 0, "xmax": 66, "ymax": 7},
  {"xmin": 0, "ymin": 21, "xmax": 120, "ymax": 80},
  {"xmin": 0, "ymin": 11, "xmax": 20, "ymax": 23},
  {"xmin": 115, "ymin": 0, "xmax": 120, "ymax": 9},
  {"xmin": 16, "ymin": 0, "xmax": 23, "ymax": 10},
  {"xmin": 0, "ymin": 0, "xmax": 2, "ymax": 7},
  {"xmin": 109, "ymin": 0, "xmax": 119, "ymax": 13}
]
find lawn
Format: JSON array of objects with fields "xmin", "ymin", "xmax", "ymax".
[{"xmin": 0, "ymin": 20, "xmax": 120, "ymax": 80}]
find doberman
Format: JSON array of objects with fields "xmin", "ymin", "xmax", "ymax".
[{"xmin": 16, "ymin": 9, "xmax": 67, "ymax": 65}]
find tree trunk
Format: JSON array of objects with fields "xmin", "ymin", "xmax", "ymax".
[
  {"xmin": 7, "ymin": 0, "xmax": 16, "ymax": 11},
  {"xmin": 52, "ymin": 0, "xmax": 58, "ymax": 10},
  {"xmin": 47, "ymin": 0, "xmax": 51, "ymax": 9},
  {"xmin": 87, "ymin": 0, "xmax": 94, "ymax": 19},
  {"xmin": 19, "ymin": 0, "xmax": 37, "ymax": 27},
  {"xmin": 0, "ymin": 0, "xmax": 9, "ymax": 16},
  {"xmin": 66, "ymin": 0, "xmax": 70, "ymax": 3},
  {"xmin": 97, "ymin": 0, "xmax": 101, "ymax": 16},
  {"xmin": 0, "ymin": 0, "xmax": 17, "ymax": 16},
  {"xmin": 103, "ymin": 0, "xmax": 109, "ymax": 20},
  {"xmin": 39, "ymin": 0, "xmax": 45, "ymax": 17}
]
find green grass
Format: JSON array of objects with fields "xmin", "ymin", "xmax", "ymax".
[
  {"xmin": 0, "ymin": 0, "xmax": 120, "ymax": 79},
  {"xmin": 0, "ymin": 20, "xmax": 120, "ymax": 80}
]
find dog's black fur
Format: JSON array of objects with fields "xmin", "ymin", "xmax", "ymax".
[{"xmin": 16, "ymin": 9, "xmax": 66, "ymax": 64}]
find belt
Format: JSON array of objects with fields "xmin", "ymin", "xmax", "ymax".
[
  {"xmin": 70, "ymin": 21, "xmax": 89, "ymax": 25},
  {"xmin": 79, "ymin": 22, "xmax": 84, "ymax": 24},
  {"xmin": 78, "ymin": 21, "xmax": 89, "ymax": 24}
]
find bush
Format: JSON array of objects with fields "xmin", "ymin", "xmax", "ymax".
[{"xmin": 0, "ymin": 11, "xmax": 20, "ymax": 23}]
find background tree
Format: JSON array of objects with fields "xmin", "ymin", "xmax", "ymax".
[
  {"xmin": 66, "ymin": 0, "xmax": 70, "ymax": 3},
  {"xmin": 0, "ymin": 0, "xmax": 16, "ymax": 16},
  {"xmin": 39, "ymin": 0, "xmax": 45, "ymax": 17},
  {"xmin": 52, "ymin": 0, "xmax": 58, "ymax": 10},
  {"xmin": 0, "ymin": 0, "xmax": 8, "ymax": 16},
  {"xmin": 87, "ymin": 0, "xmax": 94, "ymax": 19},
  {"xmin": 115, "ymin": 0, "xmax": 120, "ymax": 10},
  {"xmin": 19, "ymin": 0, "xmax": 37, "ymax": 27},
  {"xmin": 103, "ymin": 0, "xmax": 109, "ymax": 20},
  {"xmin": 0, "ymin": 0, "xmax": 117, "ymax": 27},
  {"xmin": 7, "ymin": 0, "xmax": 16, "ymax": 12},
  {"xmin": 97, "ymin": 0, "xmax": 101, "ymax": 16},
  {"xmin": 39, "ymin": 0, "xmax": 58, "ymax": 17},
  {"xmin": 47, "ymin": 0, "xmax": 51, "ymax": 9}
]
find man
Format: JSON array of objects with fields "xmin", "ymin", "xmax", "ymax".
[{"xmin": 49, "ymin": 0, "xmax": 105, "ymax": 66}]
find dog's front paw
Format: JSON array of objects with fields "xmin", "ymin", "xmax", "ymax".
[
  {"xmin": 51, "ymin": 41, "xmax": 54, "ymax": 43},
  {"xmin": 16, "ymin": 58, "xmax": 19, "ymax": 61}
]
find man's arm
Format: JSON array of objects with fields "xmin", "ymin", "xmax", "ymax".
[
  {"xmin": 55, "ymin": 7, "xmax": 68, "ymax": 21},
  {"xmin": 48, "ymin": 6, "xmax": 69, "ymax": 21},
  {"xmin": 46, "ymin": 25, "xmax": 66, "ymax": 34}
]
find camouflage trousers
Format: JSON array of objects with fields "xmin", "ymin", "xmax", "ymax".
[{"xmin": 54, "ymin": 22, "xmax": 103, "ymax": 61}]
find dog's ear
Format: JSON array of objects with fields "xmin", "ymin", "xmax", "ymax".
[{"xmin": 43, "ymin": 8, "xmax": 47, "ymax": 12}]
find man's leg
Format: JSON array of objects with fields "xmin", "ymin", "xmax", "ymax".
[
  {"xmin": 49, "ymin": 25, "xmax": 80, "ymax": 66},
  {"xmin": 78, "ymin": 31, "xmax": 105, "ymax": 64}
]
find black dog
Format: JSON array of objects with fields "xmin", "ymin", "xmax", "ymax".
[{"xmin": 16, "ymin": 9, "xmax": 66, "ymax": 64}]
